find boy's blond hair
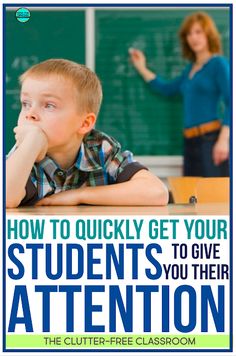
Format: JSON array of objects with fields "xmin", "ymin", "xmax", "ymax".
[{"xmin": 19, "ymin": 58, "xmax": 103, "ymax": 115}]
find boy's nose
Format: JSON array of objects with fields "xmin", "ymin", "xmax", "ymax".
[{"xmin": 25, "ymin": 111, "xmax": 39, "ymax": 121}]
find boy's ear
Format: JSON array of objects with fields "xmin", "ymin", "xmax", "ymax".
[{"xmin": 78, "ymin": 113, "xmax": 96, "ymax": 135}]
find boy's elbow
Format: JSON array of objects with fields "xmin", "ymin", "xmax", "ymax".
[
  {"xmin": 149, "ymin": 178, "xmax": 169, "ymax": 206},
  {"xmin": 6, "ymin": 199, "xmax": 21, "ymax": 208},
  {"xmin": 6, "ymin": 189, "xmax": 24, "ymax": 208},
  {"xmin": 158, "ymin": 188, "xmax": 169, "ymax": 206},
  {"xmin": 132, "ymin": 171, "xmax": 169, "ymax": 206},
  {"xmin": 152, "ymin": 184, "xmax": 169, "ymax": 206}
]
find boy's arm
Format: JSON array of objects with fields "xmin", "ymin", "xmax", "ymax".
[
  {"xmin": 6, "ymin": 124, "xmax": 48, "ymax": 208},
  {"xmin": 36, "ymin": 169, "xmax": 169, "ymax": 206}
]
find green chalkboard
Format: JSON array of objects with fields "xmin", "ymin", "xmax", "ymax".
[
  {"xmin": 95, "ymin": 9, "xmax": 230, "ymax": 155},
  {"xmin": 5, "ymin": 9, "xmax": 85, "ymax": 153}
]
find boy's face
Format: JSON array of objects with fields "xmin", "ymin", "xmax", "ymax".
[{"xmin": 18, "ymin": 75, "xmax": 87, "ymax": 150}]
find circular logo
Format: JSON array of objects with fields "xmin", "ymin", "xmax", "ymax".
[{"xmin": 16, "ymin": 8, "xmax": 31, "ymax": 23}]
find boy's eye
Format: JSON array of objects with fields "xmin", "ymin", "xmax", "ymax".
[
  {"xmin": 21, "ymin": 101, "xmax": 31, "ymax": 109},
  {"xmin": 45, "ymin": 103, "xmax": 56, "ymax": 109}
]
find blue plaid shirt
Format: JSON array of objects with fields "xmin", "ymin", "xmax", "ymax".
[{"xmin": 8, "ymin": 130, "xmax": 146, "ymax": 205}]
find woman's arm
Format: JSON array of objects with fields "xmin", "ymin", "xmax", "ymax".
[
  {"xmin": 129, "ymin": 48, "xmax": 185, "ymax": 96},
  {"xmin": 129, "ymin": 48, "xmax": 156, "ymax": 81},
  {"xmin": 213, "ymin": 58, "xmax": 230, "ymax": 165},
  {"xmin": 213, "ymin": 125, "xmax": 229, "ymax": 166}
]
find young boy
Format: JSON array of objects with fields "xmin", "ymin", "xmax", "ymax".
[{"xmin": 6, "ymin": 59, "xmax": 168, "ymax": 207}]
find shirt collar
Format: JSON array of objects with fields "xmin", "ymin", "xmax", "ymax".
[
  {"xmin": 36, "ymin": 157, "xmax": 60, "ymax": 180},
  {"xmin": 74, "ymin": 139, "xmax": 102, "ymax": 172}
]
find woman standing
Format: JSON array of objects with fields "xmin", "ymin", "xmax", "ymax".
[{"xmin": 130, "ymin": 12, "xmax": 230, "ymax": 177}]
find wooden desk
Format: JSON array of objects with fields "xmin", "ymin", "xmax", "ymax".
[
  {"xmin": 6, "ymin": 203, "xmax": 229, "ymax": 216},
  {"xmin": 168, "ymin": 176, "xmax": 200, "ymax": 204}
]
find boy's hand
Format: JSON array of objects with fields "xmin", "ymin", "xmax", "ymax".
[
  {"xmin": 14, "ymin": 123, "xmax": 48, "ymax": 162},
  {"xmin": 36, "ymin": 189, "xmax": 81, "ymax": 206}
]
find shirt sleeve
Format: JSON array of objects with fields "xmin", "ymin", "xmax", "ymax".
[
  {"xmin": 214, "ymin": 57, "xmax": 230, "ymax": 126},
  {"xmin": 102, "ymin": 136, "xmax": 148, "ymax": 183},
  {"xmin": 147, "ymin": 66, "xmax": 188, "ymax": 96},
  {"xmin": 20, "ymin": 177, "xmax": 38, "ymax": 206}
]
